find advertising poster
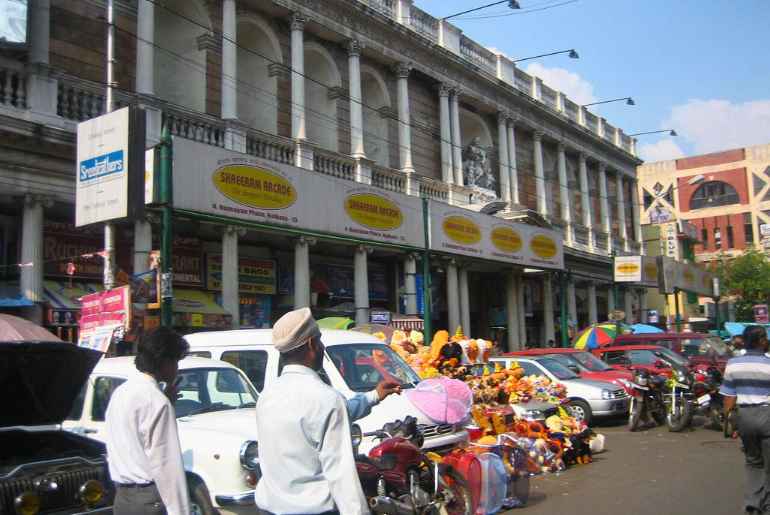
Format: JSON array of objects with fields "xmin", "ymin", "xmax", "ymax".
[
  {"xmin": 614, "ymin": 256, "xmax": 659, "ymax": 288},
  {"xmin": 206, "ymin": 254, "xmax": 277, "ymax": 295},
  {"xmin": 78, "ymin": 286, "xmax": 131, "ymax": 353}
]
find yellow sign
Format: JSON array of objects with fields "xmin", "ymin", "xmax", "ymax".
[
  {"xmin": 530, "ymin": 234, "xmax": 558, "ymax": 259},
  {"xmin": 344, "ymin": 193, "xmax": 403, "ymax": 230},
  {"xmin": 190, "ymin": 313, "xmax": 204, "ymax": 327},
  {"xmin": 616, "ymin": 262, "xmax": 640, "ymax": 275},
  {"xmin": 490, "ymin": 226, "xmax": 523, "ymax": 253},
  {"xmin": 442, "ymin": 215, "xmax": 482, "ymax": 245},
  {"xmin": 213, "ymin": 165, "xmax": 296, "ymax": 210},
  {"xmin": 644, "ymin": 261, "xmax": 658, "ymax": 280}
]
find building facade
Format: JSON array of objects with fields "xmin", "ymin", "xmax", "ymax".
[{"xmin": 0, "ymin": 0, "xmax": 642, "ymax": 348}]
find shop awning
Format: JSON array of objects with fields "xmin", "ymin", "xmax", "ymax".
[
  {"xmin": 173, "ymin": 289, "xmax": 231, "ymax": 330},
  {"xmin": 43, "ymin": 281, "xmax": 102, "ymax": 310},
  {"xmin": 0, "ymin": 283, "xmax": 34, "ymax": 307}
]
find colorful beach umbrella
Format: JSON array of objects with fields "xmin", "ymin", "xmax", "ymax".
[{"xmin": 573, "ymin": 323, "xmax": 621, "ymax": 350}]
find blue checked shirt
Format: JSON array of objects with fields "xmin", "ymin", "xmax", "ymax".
[{"xmin": 720, "ymin": 350, "xmax": 770, "ymax": 405}]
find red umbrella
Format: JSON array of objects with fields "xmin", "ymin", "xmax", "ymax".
[{"xmin": 0, "ymin": 314, "xmax": 61, "ymax": 342}]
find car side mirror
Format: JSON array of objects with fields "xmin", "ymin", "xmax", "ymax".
[{"xmin": 568, "ymin": 365, "xmax": 580, "ymax": 374}]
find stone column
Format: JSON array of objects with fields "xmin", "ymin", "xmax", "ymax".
[
  {"xmin": 567, "ymin": 278, "xmax": 577, "ymax": 328},
  {"xmin": 21, "ymin": 196, "xmax": 46, "ymax": 302},
  {"xmin": 222, "ymin": 226, "xmax": 243, "ymax": 328},
  {"xmin": 507, "ymin": 119, "xmax": 520, "ymax": 204},
  {"xmin": 136, "ymin": 0, "xmax": 155, "ymax": 95},
  {"xmin": 449, "ymin": 89, "xmax": 464, "ymax": 186},
  {"xmin": 578, "ymin": 152, "xmax": 593, "ymax": 247},
  {"xmin": 542, "ymin": 274, "xmax": 556, "ymax": 344},
  {"xmin": 395, "ymin": 63, "xmax": 415, "ymax": 194},
  {"xmin": 587, "ymin": 283, "xmax": 598, "ymax": 325},
  {"xmin": 599, "ymin": 163, "xmax": 612, "ymax": 250},
  {"xmin": 459, "ymin": 267, "xmax": 471, "ymax": 335},
  {"xmin": 26, "ymin": 0, "xmax": 57, "ymax": 114},
  {"xmin": 221, "ymin": 0, "xmax": 237, "ymax": 120},
  {"xmin": 132, "ymin": 219, "xmax": 152, "ymax": 274},
  {"xmin": 557, "ymin": 143, "xmax": 572, "ymax": 242},
  {"xmin": 616, "ymin": 172, "xmax": 628, "ymax": 245},
  {"xmin": 404, "ymin": 254, "xmax": 418, "ymax": 316},
  {"xmin": 348, "ymin": 40, "xmax": 365, "ymax": 158},
  {"xmin": 607, "ymin": 285, "xmax": 616, "ymax": 313},
  {"xmin": 517, "ymin": 275, "xmax": 527, "ymax": 345},
  {"xmin": 446, "ymin": 260, "xmax": 461, "ymax": 333},
  {"xmin": 293, "ymin": 237, "xmax": 313, "ymax": 309},
  {"xmin": 639, "ymin": 288, "xmax": 648, "ymax": 323},
  {"xmin": 290, "ymin": 14, "xmax": 306, "ymax": 140},
  {"xmin": 354, "ymin": 246, "xmax": 371, "ymax": 326},
  {"xmin": 624, "ymin": 288, "xmax": 634, "ymax": 323},
  {"xmin": 439, "ymin": 84, "xmax": 453, "ymax": 184},
  {"xmin": 533, "ymin": 131, "xmax": 547, "ymax": 216},
  {"xmin": 506, "ymin": 273, "xmax": 520, "ymax": 351},
  {"xmin": 497, "ymin": 112, "xmax": 511, "ymax": 204},
  {"xmin": 631, "ymin": 178, "xmax": 643, "ymax": 245}
]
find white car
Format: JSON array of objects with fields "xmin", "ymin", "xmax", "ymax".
[
  {"xmin": 184, "ymin": 329, "xmax": 469, "ymax": 453},
  {"xmin": 63, "ymin": 356, "xmax": 259, "ymax": 515},
  {"xmin": 490, "ymin": 356, "xmax": 630, "ymax": 425}
]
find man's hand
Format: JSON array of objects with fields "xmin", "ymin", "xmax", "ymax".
[{"xmin": 376, "ymin": 380, "xmax": 402, "ymax": 401}]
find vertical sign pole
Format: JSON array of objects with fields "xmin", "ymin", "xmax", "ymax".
[
  {"xmin": 160, "ymin": 122, "xmax": 174, "ymax": 327},
  {"xmin": 103, "ymin": 0, "xmax": 116, "ymax": 290},
  {"xmin": 421, "ymin": 197, "xmax": 432, "ymax": 344}
]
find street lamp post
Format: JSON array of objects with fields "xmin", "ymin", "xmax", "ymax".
[
  {"xmin": 513, "ymin": 49, "xmax": 579, "ymax": 63},
  {"xmin": 628, "ymin": 129, "xmax": 678, "ymax": 137},
  {"xmin": 583, "ymin": 97, "xmax": 635, "ymax": 108},
  {"xmin": 441, "ymin": 0, "xmax": 520, "ymax": 21}
]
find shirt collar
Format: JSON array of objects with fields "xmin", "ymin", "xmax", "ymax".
[{"xmin": 282, "ymin": 364, "xmax": 320, "ymax": 377}]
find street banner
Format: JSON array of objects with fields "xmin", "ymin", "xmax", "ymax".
[
  {"xmin": 659, "ymin": 257, "xmax": 714, "ymax": 296},
  {"xmin": 613, "ymin": 256, "xmax": 659, "ymax": 288},
  {"xmin": 428, "ymin": 201, "xmax": 564, "ymax": 270},
  {"xmin": 172, "ymin": 137, "xmax": 424, "ymax": 248},
  {"xmin": 206, "ymin": 254, "xmax": 277, "ymax": 295},
  {"xmin": 78, "ymin": 285, "xmax": 131, "ymax": 353}
]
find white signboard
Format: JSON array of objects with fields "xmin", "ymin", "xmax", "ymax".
[
  {"xmin": 429, "ymin": 201, "xmax": 564, "ymax": 270},
  {"xmin": 76, "ymin": 107, "xmax": 130, "ymax": 226},
  {"xmin": 614, "ymin": 255, "xmax": 659, "ymax": 288},
  {"xmin": 145, "ymin": 148, "xmax": 155, "ymax": 204},
  {"xmin": 172, "ymin": 137, "xmax": 425, "ymax": 248}
]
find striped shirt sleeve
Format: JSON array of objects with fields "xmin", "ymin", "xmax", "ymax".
[{"xmin": 720, "ymin": 366, "xmax": 736, "ymax": 397}]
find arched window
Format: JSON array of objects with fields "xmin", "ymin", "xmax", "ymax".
[{"xmin": 689, "ymin": 181, "xmax": 739, "ymax": 210}]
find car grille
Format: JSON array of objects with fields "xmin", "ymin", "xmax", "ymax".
[
  {"xmin": 0, "ymin": 464, "xmax": 108, "ymax": 514},
  {"xmin": 608, "ymin": 389, "xmax": 628, "ymax": 399},
  {"xmin": 419, "ymin": 423, "xmax": 455, "ymax": 439}
]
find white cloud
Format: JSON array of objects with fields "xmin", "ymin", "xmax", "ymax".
[
  {"xmin": 638, "ymin": 139, "xmax": 687, "ymax": 162},
  {"xmin": 524, "ymin": 62, "xmax": 596, "ymax": 105},
  {"xmin": 664, "ymin": 99, "xmax": 770, "ymax": 155}
]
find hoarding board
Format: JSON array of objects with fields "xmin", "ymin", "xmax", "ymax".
[
  {"xmin": 659, "ymin": 257, "xmax": 715, "ymax": 297},
  {"xmin": 172, "ymin": 137, "xmax": 424, "ymax": 248},
  {"xmin": 206, "ymin": 254, "xmax": 277, "ymax": 295},
  {"xmin": 613, "ymin": 256, "xmax": 659, "ymax": 288},
  {"xmin": 429, "ymin": 201, "xmax": 564, "ymax": 270}
]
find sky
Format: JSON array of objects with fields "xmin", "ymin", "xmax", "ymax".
[{"xmin": 415, "ymin": 0, "xmax": 770, "ymax": 163}]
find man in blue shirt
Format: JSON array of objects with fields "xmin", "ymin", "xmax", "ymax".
[{"xmin": 721, "ymin": 325, "xmax": 770, "ymax": 514}]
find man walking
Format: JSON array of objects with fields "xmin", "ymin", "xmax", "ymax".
[
  {"xmin": 105, "ymin": 327, "xmax": 190, "ymax": 515},
  {"xmin": 256, "ymin": 308, "xmax": 377, "ymax": 515},
  {"xmin": 721, "ymin": 325, "xmax": 770, "ymax": 514}
]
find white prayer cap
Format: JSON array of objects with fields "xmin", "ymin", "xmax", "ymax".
[{"xmin": 272, "ymin": 307, "xmax": 321, "ymax": 353}]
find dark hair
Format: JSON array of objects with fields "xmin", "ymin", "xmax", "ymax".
[
  {"xmin": 743, "ymin": 326, "xmax": 767, "ymax": 351},
  {"xmin": 135, "ymin": 327, "xmax": 189, "ymax": 375}
]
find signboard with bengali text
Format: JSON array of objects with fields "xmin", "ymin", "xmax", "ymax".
[{"xmin": 78, "ymin": 286, "xmax": 131, "ymax": 353}]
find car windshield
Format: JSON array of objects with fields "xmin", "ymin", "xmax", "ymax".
[
  {"xmin": 175, "ymin": 367, "xmax": 258, "ymax": 417},
  {"xmin": 326, "ymin": 343, "xmax": 421, "ymax": 392},
  {"xmin": 569, "ymin": 351, "xmax": 613, "ymax": 372},
  {"xmin": 682, "ymin": 336, "xmax": 731, "ymax": 358},
  {"xmin": 536, "ymin": 357, "xmax": 579, "ymax": 380}
]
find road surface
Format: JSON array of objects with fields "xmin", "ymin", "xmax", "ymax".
[{"xmin": 505, "ymin": 418, "xmax": 744, "ymax": 515}]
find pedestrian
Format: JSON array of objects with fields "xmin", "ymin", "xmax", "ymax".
[
  {"xmin": 732, "ymin": 334, "xmax": 746, "ymax": 356},
  {"xmin": 255, "ymin": 307, "xmax": 373, "ymax": 514},
  {"xmin": 104, "ymin": 327, "xmax": 190, "ymax": 515},
  {"xmin": 720, "ymin": 325, "xmax": 770, "ymax": 514}
]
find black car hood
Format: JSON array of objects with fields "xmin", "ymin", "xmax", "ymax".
[{"xmin": 0, "ymin": 341, "xmax": 102, "ymax": 427}]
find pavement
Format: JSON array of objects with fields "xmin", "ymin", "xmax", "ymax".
[{"xmin": 503, "ymin": 416, "xmax": 745, "ymax": 515}]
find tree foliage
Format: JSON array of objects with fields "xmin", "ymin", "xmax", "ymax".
[{"xmin": 717, "ymin": 249, "xmax": 770, "ymax": 320}]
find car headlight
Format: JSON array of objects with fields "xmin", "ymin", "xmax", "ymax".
[
  {"xmin": 240, "ymin": 440, "xmax": 259, "ymax": 471},
  {"xmin": 79, "ymin": 479, "xmax": 105, "ymax": 507},
  {"xmin": 351, "ymin": 424, "xmax": 363, "ymax": 454},
  {"xmin": 14, "ymin": 491, "xmax": 40, "ymax": 515},
  {"xmin": 601, "ymin": 389, "xmax": 612, "ymax": 400}
]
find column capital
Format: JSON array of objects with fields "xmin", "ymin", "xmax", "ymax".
[
  {"xmin": 578, "ymin": 151, "xmax": 587, "ymax": 163},
  {"xmin": 507, "ymin": 115, "xmax": 519, "ymax": 128},
  {"xmin": 497, "ymin": 110, "xmax": 510, "ymax": 124},
  {"xmin": 290, "ymin": 12, "xmax": 306, "ymax": 31},
  {"xmin": 356, "ymin": 244, "xmax": 374, "ymax": 254},
  {"xmin": 557, "ymin": 141, "xmax": 566, "ymax": 153},
  {"xmin": 450, "ymin": 86, "xmax": 463, "ymax": 97},
  {"xmin": 533, "ymin": 130, "xmax": 544, "ymax": 141},
  {"xmin": 347, "ymin": 38, "xmax": 362, "ymax": 57},
  {"xmin": 23, "ymin": 194, "xmax": 53, "ymax": 209},
  {"xmin": 225, "ymin": 225, "xmax": 247, "ymax": 237},
  {"xmin": 598, "ymin": 161, "xmax": 607, "ymax": 173},
  {"xmin": 296, "ymin": 235, "xmax": 317, "ymax": 246},
  {"xmin": 393, "ymin": 62, "xmax": 412, "ymax": 78},
  {"xmin": 438, "ymin": 83, "xmax": 451, "ymax": 97}
]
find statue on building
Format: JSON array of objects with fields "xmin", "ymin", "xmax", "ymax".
[{"xmin": 463, "ymin": 137, "xmax": 497, "ymax": 192}]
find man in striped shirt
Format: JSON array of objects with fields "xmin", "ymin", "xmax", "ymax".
[{"xmin": 721, "ymin": 325, "xmax": 770, "ymax": 514}]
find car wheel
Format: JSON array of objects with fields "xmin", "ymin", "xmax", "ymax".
[
  {"xmin": 568, "ymin": 400, "xmax": 592, "ymax": 426},
  {"xmin": 188, "ymin": 477, "xmax": 216, "ymax": 515}
]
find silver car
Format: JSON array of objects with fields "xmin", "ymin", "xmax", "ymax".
[{"xmin": 490, "ymin": 356, "xmax": 629, "ymax": 425}]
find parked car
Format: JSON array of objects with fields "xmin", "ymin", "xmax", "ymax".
[
  {"xmin": 503, "ymin": 348, "xmax": 634, "ymax": 389},
  {"xmin": 489, "ymin": 355, "xmax": 629, "ymax": 425},
  {"xmin": 63, "ymin": 356, "xmax": 260, "ymax": 515},
  {"xmin": 591, "ymin": 344, "xmax": 692, "ymax": 377},
  {"xmin": 613, "ymin": 332, "xmax": 732, "ymax": 371},
  {"xmin": 1, "ymin": 341, "xmax": 113, "ymax": 514},
  {"xmin": 184, "ymin": 329, "xmax": 469, "ymax": 453}
]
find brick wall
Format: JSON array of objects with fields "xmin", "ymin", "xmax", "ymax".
[
  {"xmin": 677, "ymin": 167, "xmax": 749, "ymax": 213},
  {"xmin": 693, "ymin": 213, "xmax": 750, "ymax": 254},
  {"xmin": 676, "ymin": 148, "xmax": 745, "ymax": 171}
]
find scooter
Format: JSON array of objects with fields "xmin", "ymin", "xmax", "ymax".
[
  {"xmin": 352, "ymin": 417, "xmax": 473, "ymax": 515},
  {"xmin": 627, "ymin": 368, "xmax": 667, "ymax": 432},
  {"xmin": 692, "ymin": 367, "xmax": 725, "ymax": 430},
  {"xmin": 664, "ymin": 366, "xmax": 695, "ymax": 432}
]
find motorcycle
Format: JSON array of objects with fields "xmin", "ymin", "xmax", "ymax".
[
  {"xmin": 627, "ymin": 369, "xmax": 667, "ymax": 432},
  {"xmin": 663, "ymin": 365, "xmax": 695, "ymax": 432},
  {"xmin": 692, "ymin": 367, "xmax": 725, "ymax": 430},
  {"xmin": 352, "ymin": 417, "xmax": 473, "ymax": 515}
]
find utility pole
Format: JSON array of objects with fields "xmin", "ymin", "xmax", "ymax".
[
  {"xmin": 559, "ymin": 271, "xmax": 569, "ymax": 348},
  {"xmin": 421, "ymin": 197, "xmax": 432, "ymax": 344},
  {"xmin": 159, "ymin": 122, "xmax": 173, "ymax": 327},
  {"xmin": 103, "ymin": 0, "xmax": 117, "ymax": 290}
]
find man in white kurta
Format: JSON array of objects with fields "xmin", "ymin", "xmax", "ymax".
[{"xmin": 255, "ymin": 308, "xmax": 369, "ymax": 515}]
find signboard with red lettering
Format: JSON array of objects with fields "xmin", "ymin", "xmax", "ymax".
[
  {"xmin": 754, "ymin": 304, "xmax": 769, "ymax": 324},
  {"xmin": 78, "ymin": 286, "xmax": 131, "ymax": 353}
]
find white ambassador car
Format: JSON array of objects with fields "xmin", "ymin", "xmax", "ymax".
[{"xmin": 63, "ymin": 356, "xmax": 259, "ymax": 515}]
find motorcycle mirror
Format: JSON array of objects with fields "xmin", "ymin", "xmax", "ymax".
[{"xmin": 351, "ymin": 424, "xmax": 363, "ymax": 453}]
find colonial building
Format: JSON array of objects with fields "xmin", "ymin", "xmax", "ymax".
[{"xmin": 1, "ymin": 0, "xmax": 642, "ymax": 347}]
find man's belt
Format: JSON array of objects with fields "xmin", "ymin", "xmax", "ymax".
[{"xmin": 114, "ymin": 481, "xmax": 156, "ymax": 488}]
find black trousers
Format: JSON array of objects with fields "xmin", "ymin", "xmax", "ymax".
[
  {"xmin": 738, "ymin": 405, "xmax": 770, "ymax": 512},
  {"xmin": 257, "ymin": 509, "xmax": 339, "ymax": 515},
  {"xmin": 113, "ymin": 483, "xmax": 166, "ymax": 515}
]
